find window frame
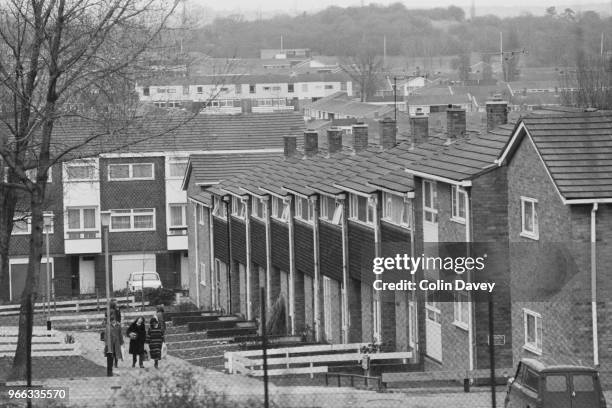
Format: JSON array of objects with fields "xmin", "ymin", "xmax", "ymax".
[
  {"xmin": 521, "ymin": 197, "xmax": 539, "ymax": 240},
  {"xmin": 453, "ymin": 290, "xmax": 470, "ymax": 330},
  {"xmin": 12, "ymin": 212, "xmax": 31, "ymax": 235},
  {"xmin": 319, "ymin": 195, "xmax": 343, "ymax": 225},
  {"xmin": 348, "ymin": 193, "xmax": 375, "ymax": 226},
  {"xmin": 382, "ymin": 192, "xmax": 412, "ymax": 228},
  {"xmin": 271, "ymin": 196, "xmax": 289, "ymax": 222},
  {"xmin": 198, "ymin": 204, "xmax": 206, "ymax": 226},
  {"xmin": 451, "ymin": 185, "xmax": 467, "ymax": 223},
  {"xmin": 231, "ymin": 196, "xmax": 246, "ymax": 220},
  {"xmin": 66, "ymin": 207, "xmax": 98, "ymax": 233},
  {"xmin": 294, "ymin": 196, "xmax": 314, "ymax": 224},
  {"xmin": 167, "ymin": 158, "xmax": 188, "ymax": 179},
  {"xmin": 65, "ymin": 161, "xmax": 97, "ymax": 181},
  {"xmin": 212, "ymin": 196, "xmax": 227, "ymax": 219},
  {"xmin": 109, "ymin": 208, "xmax": 156, "ymax": 232},
  {"xmin": 108, "ymin": 163, "xmax": 154, "ymax": 181},
  {"xmin": 523, "ymin": 308, "xmax": 543, "ymax": 355},
  {"xmin": 168, "ymin": 203, "xmax": 188, "ymax": 234},
  {"xmin": 422, "ymin": 180, "xmax": 438, "ymax": 224},
  {"xmin": 200, "ymin": 262, "xmax": 207, "ymax": 286},
  {"xmin": 251, "ymin": 197, "xmax": 265, "ymax": 220}
]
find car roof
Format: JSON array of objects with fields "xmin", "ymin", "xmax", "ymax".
[
  {"xmin": 521, "ymin": 358, "xmax": 597, "ymax": 374},
  {"xmin": 130, "ymin": 272, "xmax": 159, "ymax": 276}
]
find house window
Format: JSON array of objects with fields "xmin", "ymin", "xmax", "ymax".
[
  {"xmin": 65, "ymin": 162, "xmax": 96, "ymax": 181},
  {"xmin": 182, "ymin": 85, "xmax": 189, "ymax": 95},
  {"xmin": 231, "ymin": 196, "xmax": 246, "ymax": 219},
  {"xmin": 324, "ymin": 84, "xmax": 333, "ymax": 90},
  {"xmin": 251, "ymin": 197, "xmax": 265, "ymax": 220},
  {"xmin": 66, "ymin": 207, "xmax": 97, "ymax": 239},
  {"xmin": 451, "ymin": 186, "xmax": 467, "ymax": 223},
  {"xmin": 12, "ymin": 213, "xmax": 31, "ymax": 235},
  {"xmin": 288, "ymin": 84, "xmax": 294, "ymax": 93},
  {"xmin": 143, "ymin": 87, "xmax": 150, "ymax": 96},
  {"xmin": 108, "ymin": 163, "xmax": 154, "ymax": 181},
  {"xmin": 523, "ymin": 309, "xmax": 542, "ymax": 354},
  {"xmin": 382, "ymin": 192, "xmax": 411, "ymax": 227},
  {"xmin": 235, "ymin": 84, "xmax": 241, "ymax": 94},
  {"xmin": 196, "ymin": 86, "xmax": 203, "ymax": 94},
  {"xmin": 167, "ymin": 159, "xmax": 188, "ymax": 178},
  {"xmin": 169, "ymin": 203, "xmax": 187, "ymax": 235},
  {"xmin": 249, "ymin": 85, "xmax": 255, "ymax": 94},
  {"xmin": 453, "ymin": 291, "xmax": 470, "ymax": 330},
  {"xmin": 423, "ymin": 180, "xmax": 438, "ymax": 223},
  {"xmin": 198, "ymin": 204, "xmax": 206, "ymax": 225},
  {"xmin": 212, "ymin": 196, "xmax": 227, "ymax": 219},
  {"xmin": 425, "ymin": 291, "xmax": 441, "ymax": 324},
  {"xmin": 294, "ymin": 196, "xmax": 313, "ymax": 223},
  {"xmin": 271, "ymin": 196, "xmax": 289, "ymax": 222},
  {"xmin": 157, "ymin": 88, "xmax": 167, "ymax": 93},
  {"xmin": 349, "ymin": 194, "xmax": 374, "ymax": 225},
  {"xmin": 200, "ymin": 262, "xmax": 207, "ymax": 286},
  {"xmin": 109, "ymin": 208, "xmax": 155, "ymax": 231},
  {"xmin": 26, "ymin": 168, "xmax": 52, "ymax": 183},
  {"xmin": 521, "ymin": 197, "xmax": 538, "ymax": 239},
  {"xmin": 320, "ymin": 196, "xmax": 343, "ymax": 225}
]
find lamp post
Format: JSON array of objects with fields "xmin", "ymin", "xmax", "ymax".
[
  {"xmin": 44, "ymin": 214, "xmax": 54, "ymax": 331},
  {"xmin": 100, "ymin": 211, "xmax": 113, "ymax": 377}
]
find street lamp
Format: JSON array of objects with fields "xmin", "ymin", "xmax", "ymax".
[
  {"xmin": 44, "ymin": 213, "xmax": 54, "ymax": 331},
  {"xmin": 100, "ymin": 211, "xmax": 113, "ymax": 377}
]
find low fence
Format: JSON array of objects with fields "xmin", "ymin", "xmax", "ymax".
[
  {"xmin": 382, "ymin": 367, "xmax": 514, "ymax": 391},
  {"xmin": 225, "ymin": 343, "xmax": 412, "ymax": 378},
  {"xmin": 0, "ymin": 295, "xmax": 146, "ymax": 316},
  {"xmin": 49, "ymin": 310, "xmax": 154, "ymax": 330},
  {"xmin": 0, "ymin": 327, "xmax": 81, "ymax": 357}
]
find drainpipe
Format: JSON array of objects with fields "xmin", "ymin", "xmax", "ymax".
[
  {"xmin": 264, "ymin": 196, "xmax": 272, "ymax": 316},
  {"xmin": 591, "ymin": 203, "xmax": 599, "ymax": 367},
  {"xmin": 193, "ymin": 202, "xmax": 200, "ymax": 308},
  {"xmin": 372, "ymin": 194, "xmax": 382, "ymax": 344},
  {"xmin": 465, "ymin": 189, "xmax": 474, "ymax": 373},
  {"xmin": 225, "ymin": 197, "xmax": 233, "ymax": 314},
  {"xmin": 287, "ymin": 196, "xmax": 296, "ymax": 335},
  {"xmin": 312, "ymin": 196, "xmax": 321, "ymax": 342},
  {"xmin": 209, "ymin": 204, "xmax": 216, "ymax": 310},
  {"xmin": 340, "ymin": 196, "xmax": 350, "ymax": 344},
  {"xmin": 409, "ymin": 196, "xmax": 419, "ymax": 364},
  {"xmin": 244, "ymin": 197, "xmax": 252, "ymax": 321}
]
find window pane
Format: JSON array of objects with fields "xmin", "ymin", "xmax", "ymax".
[
  {"xmin": 169, "ymin": 162, "xmax": 187, "ymax": 178},
  {"xmin": 134, "ymin": 215, "xmax": 153, "ymax": 229},
  {"xmin": 458, "ymin": 191, "xmax": 466, "ymax": 218},
  {"xmin": 83, "ymin": 209, "xmax": 96, "ymax": 228},
  {"xmin": 68, "ymin": 209, "xmax": 81, "ymax": 229},
  {"xmin": 111, "ymin": 215, "xmax": 130, "ymax": 229},
  {"xmin": 524, "ymin": 370, "xmax": 539, "ymax": 391},
  {"xmin": 526, "ymin": 314, "xmax": 536, "ymax": 343},
  {"xmin": 132, "ymin": 164, "xmax": 152, "ymax": 178},
  {"xmin": 68, "ymin": 165, "xmax": 94, "ymax": 180},
  {"xmin": 524, "ymin": 201, "xmax": 534, "ymax": 232},
  {"xmin": 326, "ymin": 198, "xmax": 335, "ymax": 220},
  {"xmin": 109, "ymin": 164, "xmax": 129, "ymax": 179},
  {"xmin": 424, "ymin": 182, "xmax": 431, "ymax": 208},
  {"xmin": 573, "ymin": 375, "xmax": 594, "ymax": 392},
  {"xmin": 357, "ymin": 196, "xmax": 367, "ymax": 221},
  {"xmin": 170, "ymin": 205, "xmax": 183, "ymax": 226},
  {"xmin": 546, "ymin": 375, "xmax": 567, "ymax": 392}
]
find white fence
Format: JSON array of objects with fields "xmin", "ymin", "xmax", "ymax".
[
  {"xmin": 0, "ymin": 295, "xmax": 147, "ymax": 316},
  {"xmin": 225, "ymin": 343, "xmax": 412, "ymax": 378},
  {"xmin": 0, "ymin": 327, "xmax": 81, "ymax": 357}
]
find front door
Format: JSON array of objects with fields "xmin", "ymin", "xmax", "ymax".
[
  {"xmin": 425, "ymin": 291, "xmax": 442, "ymax": 361},
  {"xmin": 79, "ymin": 258, "xmax": 96, "ymax": 294}
]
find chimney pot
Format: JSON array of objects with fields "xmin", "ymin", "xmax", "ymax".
[
  {"xmin": 283, "ymin": 136, "xmax": 297, "ymax": 158},
  {"xmin": 304, "ymin": 130, "xmax": 319, "ymax": 157}
]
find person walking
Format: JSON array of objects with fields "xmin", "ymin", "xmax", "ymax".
[
  {"xmin": 127, "ymin": 316, "xmax": 146, "ymax": 368},
  {"xmin": 105, "ymin": 316, "xmax": 124, "ymax": 368},
  {"xmin": 146, "ymin": 317, "xmax": 164, "ymax": 369},
  {"xmin": 155, "ymin": 305, "xmax": 166, "ymax": 334}
]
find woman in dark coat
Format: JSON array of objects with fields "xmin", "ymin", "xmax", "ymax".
[
  {"xmin": 106, "ymin": 316, "xmax": 124, "ymax": 368},
  {"xmin": 146, "ymin": 317, "xmax": 164, "ymax": 369},
  {"xmin": 127, "ymin": 316, "xmax": 147, "ymax": 368}
]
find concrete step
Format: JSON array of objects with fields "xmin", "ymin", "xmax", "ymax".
[
  {"xmin": 165, "ymin": 332, "xmax": 211, "ymax": 342},
  {"xmin": 164, "ymin": 325, "xmax": 188, "ymax": 335},
  {"xmin": 167, "ymin": 339, "xmax": 213, "ymax": 350},
  {"xmin": 205, "ymin": 327, "xmax": 258, "ymax": 339},
  {"xmin": 187, "ymin": 319, "xmax": 256, "ymax": 332},
  {"xmin": 171, "ymin": 315, "xmax": 221, "ymax": 326}
]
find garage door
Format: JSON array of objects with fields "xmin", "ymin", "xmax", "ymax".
[
  {"xmin": 9, "ymin": 259, "xmax": 54, "ymax": 302},
  {"xmin": 111, "ymin": 254, "xmax": 156, "ymax": 292}
]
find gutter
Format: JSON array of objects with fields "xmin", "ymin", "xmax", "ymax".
[
  {"xmin": 591, "ymin": 203, "xmax": 599, "ymax": 367},
  {"xmin": 405, "ymin": 169, "xmax": 472, "ymax": 187}
]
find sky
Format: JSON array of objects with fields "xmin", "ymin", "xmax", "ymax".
[{"xmin": 195, "ymin": 0, "xmax": 612, "ymax": 14}]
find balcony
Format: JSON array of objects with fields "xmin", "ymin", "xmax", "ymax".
[
  {"xmin": 167, "ymin": 227, "xmax": 187, "ymax": 250},
  {"xmin": 64, "ymin": 230, "xmax": 102, "ymax": 254}
]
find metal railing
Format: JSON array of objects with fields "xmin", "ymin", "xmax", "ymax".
[{"xmin": 324, "ymin": 372, "xmax": 385, "ymax": 391}]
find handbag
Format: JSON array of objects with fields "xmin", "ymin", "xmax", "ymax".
[
  {"xmin": 142, "ymin": 349, "xmax": 150, "ymax": 362},
  {"xmin": 161, "ymin": 342, "xmax": 168, "ymax": 359}
]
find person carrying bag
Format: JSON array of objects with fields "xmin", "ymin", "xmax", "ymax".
[{"xmin": 127, "ymin": 316, "xmax": 147, "ymax": 368}]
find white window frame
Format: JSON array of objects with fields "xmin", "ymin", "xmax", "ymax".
[
  {"xmin": 12, "ymin": 212, "xmax": 31, "ymax": 235},
  {"xmin": 425, "ymin": 291, "xmax": 441, "ymax": 324},
  {"xmin": 167, "ymin": 158, "xmax": 188, "ymax": 179},
  {"xmin": 453, "ymin": 291, "xmax": 470, "ymax": 330},
  {"xmin": 382, "ymin": 192, "xmax": 412, "ymax": 228},
  {"xmin": 251, "ymin": 197, "xmax": 265, "ymax": 220},
  {"xmin": 65, "ymin": 161, "xmax": 97, "ymax": 181},
  {"xmin": 408, "ymin": 301, "xmax": 416, "ymax": 348},
  {"xmin": 200, "ymin": 262, "xmax": 207, "ymax": 286},
  {"xmin": 26, "ymin": 167, "xmax": 52, "ymax": 183},
  {"xmin": 348, "ymin": 193, "xmax": 375, "ymax": 226},
  {"xmin": 109, "ymin": 208, "xmax": 156, "ymax": 232},
  {"xmin": 271, "ymin": 196, "xmax": 289, "ymax": 222},
  {"xmin": 168, "ymin": 203, "xmax": 187, "ymax": 235},
  {"xmin": 231, "ymin": 196, "xmax": 246, "ymax": 219},
  {"xmin": 212, "ymin": 196, "xmax": 227, "ymax": 219},
  {"xmin": 521, "ymin": 197, "xmax": 539, "ymax": 240},
  {"xmin": 108, "ymin": 163, "xmax": 154, "ymax": 181},
  {"xmin": 451, "ymin": 185, "xmax": 467, "ymax": 223},
  {"xmin": 294, "ymin": 196, "xmax": 314, "ymax": 223},
  {"xmin": 523, "ymin": 308, "xmax": 543, "ymax": 355},
  {"xmin": 198, "ymin": 204, "xmax": 206, "ymax": 226},
  {"xmin": 66, "ymin": 207, "xmax": 98, "ymax": 237},
  {"xmin": 372, "ymin": 294, "xmax": 382, "ymax": 343},
  {"xmin": 323, "ymin": 276, "xmax": 333, "ymax": 341},
  {"xmin": 320, "ymin": 195, "xmax": 343, "ymax": 225},
  {"xmin": 423, "ymin": 180, "xmax": 438, "ymax": 224}
]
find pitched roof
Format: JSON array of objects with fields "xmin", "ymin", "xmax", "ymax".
[
  {"xmin": 309, "ymin": 92, "xmax": 394, "ymax": 118},
  {"xmin": 502, "ymin": 111, "xmax": 612, "ymax": 200},
  {"xmin": 138, "ymin": 72, "xmax": 350, "ymax": 87}
]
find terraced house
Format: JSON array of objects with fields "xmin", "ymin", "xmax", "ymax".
[{"xmin": 4, "ymin": 112, "xmax": 304, "ymax": 302}]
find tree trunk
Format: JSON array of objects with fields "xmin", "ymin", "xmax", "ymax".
[
  {"xmin": 0, "ymin": 183, "xmax": 18, "ymax": 302},
  {"xmin": 9, "ymin": 188, "xmax": 44, "ymax": 381}
]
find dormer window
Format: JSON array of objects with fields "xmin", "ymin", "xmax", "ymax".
[
  {"xmin": 231, "ymin": 196, "xmax": 246, "ymax": 219},
  {"xmin": 251, "ymin": 197, "xmax": 265, "ymax": 220},
  {"xmin": 382, "ymin": 192, "xmax": 411, "ymax": 228},
  {"xmin": 271, "ymin": 196, "xmax": 289, "ymax": 222},
  {"xmin": 320, "ymin": 195, "xmax": 343, "ymax": 225},
  {"xmin": 349, "ymin": 194, "xmax": 374, "ymax": 226},
  {"xmin": 294, "ymin": 196, "xmax": 314, "ymax": 223}
]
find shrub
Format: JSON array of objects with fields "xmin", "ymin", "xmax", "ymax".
[
  {"xmin": 143, "ymin": 287, "xmax": 175, "ymax": 306},
  {"xmin": 173, "ymin": 301, "xmax": 198, "ymax": 312},
  {"xmin": 266, "ymin": 295, "xmax": 287, "ymax": 336}
]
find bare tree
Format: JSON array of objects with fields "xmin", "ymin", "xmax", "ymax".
[
  {"xmin": 342, "ymin": 40, "xmax": 385, "ymax": 102},
  {"xmin": 0, "ymin": 0, "xmax": 190, "ymax": 380}
]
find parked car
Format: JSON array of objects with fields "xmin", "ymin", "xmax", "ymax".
[
  {"xmin": 127, "ymin": 272, "xmax": 163, "ymax": 292},
  {"xmin": 504, "ymin": 358, "xmax": 606, "ymax": 408}
]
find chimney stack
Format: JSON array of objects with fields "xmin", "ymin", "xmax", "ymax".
[
  {"xmin": 284, "ymin": 136, "xmax": 297, "ymax": 158},
  {"xmin": 327, "ymin": 127, "xmax": 343, "ymax": 154},
  {"xmin": 304, "ymin": 130, "xmax": 319, "ymax": 157},
  {"xmin": 241, "ymin": 99, "xmax": 252, "ymax": 113},
  {"xmin": 352, "ymin": 123, "xmax": 369, "ymax": 152},
  {"xmin": 485, "ymin": 97, "xmax": 508, "ymax": 131},
  {"xmin": 410, "ymin": 110, "xmax": 429, "ymax": 145},
  {"xmin": 446, "ymin": 105, "xmax": 466, "ymax": 141},
  {"xmin": 379, "ymin": 117, "xmax": 397, "ymax": 149}
]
